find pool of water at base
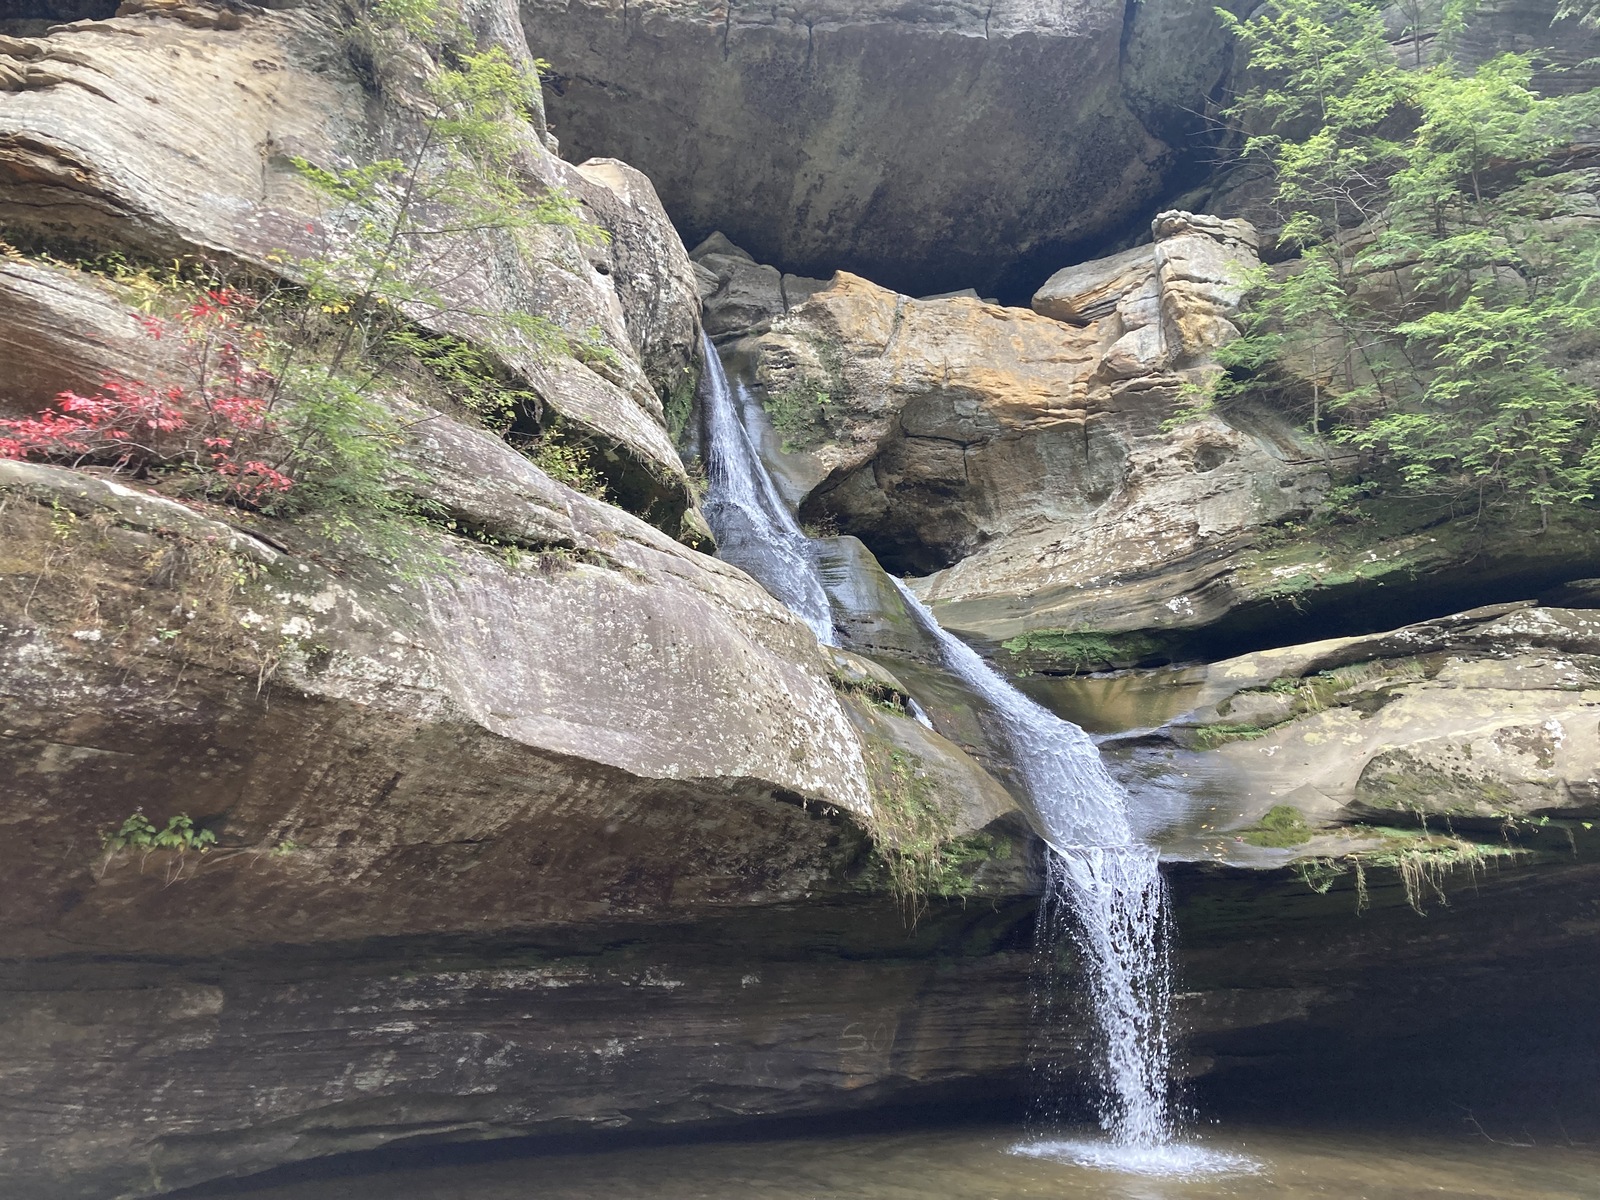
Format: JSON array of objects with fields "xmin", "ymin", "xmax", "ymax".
[{"xmin": 208, "ymin": 1121, "xmax": 1600, "ymax": 1199}]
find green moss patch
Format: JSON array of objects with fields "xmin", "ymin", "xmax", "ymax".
[
  {"xmin": 1190, "ymin": 721, "xmax": 1287, "ymax": 749},
  {"xmin": 1241, "ymin": 804, "xmax": 1313, "ymax": 848},
  {"xmin": 1000, "ymin": 628, "xmax": 1172, "ymax": 674},
  {"xmin": 756, "ymin": 332, "xmax": 852, "ymax": 452},
  {"xmin": 858, "ymin": 743, "xmax": 1004, "ymax": 918}
]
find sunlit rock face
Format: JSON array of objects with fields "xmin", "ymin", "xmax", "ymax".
[
  {"xmin": 711, "ymin": 214, "xmax": 1329, "ymax": 648},
  {"xmin": 523, "ymin": 0, "xmax": 1239, "ymax": 300},
  {"xmin": 712, "ymin": 210, "xmax": 1600, "ymax": 666}
]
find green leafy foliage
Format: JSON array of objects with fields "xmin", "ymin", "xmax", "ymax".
[
  {"xmin": 1219, "ymin": 0, "xmax": 1600, "ymax": 521},
  {"xmin": 269, "ymin": 0, "xmax": 616, "ymax": 545},
  {"xmin": 511, "ymin": 429, "xmax": 609, "ymax": 499},
  {"xmin": 101, "ymin": 812, "xmax": 217, "ymax": 854},
  {"xmin": 387, "ymin": 329, "xmax": 527, "ymax": 430},
  {"xmin": 761, "ymin": 379, "xmax": 836, "ymax": 451},
  {"xmin": 663, "ymin": 364, "xmax": 700, "ymax": 445},
  {"xmin": 10, "ymin": 0, "xmax": 619, "ymax": 568}
]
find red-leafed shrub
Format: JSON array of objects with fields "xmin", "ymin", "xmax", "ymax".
[{"xmin": 0, "ymin": 287, "xmax": 295, "ymax": 507}]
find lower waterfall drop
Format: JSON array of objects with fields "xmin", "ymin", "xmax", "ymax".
[
  {"xmin": 893, "ymin": 580, "xmax": 1252, "ymax": 1176},
  {"xmin": 698, "ymin": 333, "xmax": 1248, "ymax": 1176}
]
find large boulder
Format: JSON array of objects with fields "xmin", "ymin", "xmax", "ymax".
[
  {"xmin": 523, "ymin": 0, "xmax": 1241, "ymax": 300},
  {"xmin": 0, "ymin": 425, "xmax": 1032, "ymax": 1195},
  {"xmin": 1142, "ymin": 603, "xmax": 1600, "ymax": 855},
  {"xmin": 572, "ymin": 156, "xmax": 703, "ymax": 397}
]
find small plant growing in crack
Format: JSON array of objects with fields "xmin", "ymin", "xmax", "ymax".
[{"xmin": 98, "ymin": 810, "xmax": 217, "ymax": 884}]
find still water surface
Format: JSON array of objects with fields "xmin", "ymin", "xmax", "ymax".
[{"xmin": 221, "ymin": 1122, "xmax": 1600, "ymax": 1199}]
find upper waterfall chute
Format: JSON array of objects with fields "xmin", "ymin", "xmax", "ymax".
[{"xmin": 698, "ymin": 333, "xmax": 835, "ymax": 645}]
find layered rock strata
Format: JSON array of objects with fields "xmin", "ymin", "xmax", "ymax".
[
  {"xmin": 1157, "ymin": 602, "xmax": 1600, "ymax": 847},
  {"xmin": 0, "ymin": 5, "xmax": 1038, "ymax": 1194},
  {"xmin": 716, "ymin": 214, "xmax": 1600, "ymax": 668},
  {"xmin": 523, "ymin": 0, "xmax": 1240, "ymax": 300},
  {"xmin": 717, "ymin": 213, "xmax": 1329, "ymax": 619},
  {"xmin": 0, "ymin": 0, "xmax": 699, "ymax": 531}
]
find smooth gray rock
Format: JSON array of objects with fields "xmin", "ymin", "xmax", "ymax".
[{"xmin": 523, "ymin": 0, "xmax": 1239, "ymax": 299}]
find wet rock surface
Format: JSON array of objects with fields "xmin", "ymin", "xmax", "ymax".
[
  {"xmin": 5, "ymin": 3, "xmax": 1600, "ymax": 1197},
  {"xmin": 713, "ymin": 215, "xmax": 1600, "ymax": 666},
  {"xmin": 716, "ymin": 213, "xmax": 1331, "ymax": 618}
]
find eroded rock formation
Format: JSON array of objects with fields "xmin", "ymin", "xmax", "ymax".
[
  {"xmin": 523, "ymin": 0, "xmax": 1241, "ymax": 300},
  {"xmin": 0, "ymin": 4, "xmax": 1036, "ymax": 1194},
  {"xmin": 1162, "ymin": 603, "xmax": 1600, "ymax": 840},
  {"xmin": 0, "ymin": 0, "xmax": 699, "ymax": 531},
  {"xmin": 714, "ymin": 214, "xmax": 1332, "ymax": 631},
  {"xmin": 715, "ymin": 215, "xmax": 1600, "ymax": 668}
]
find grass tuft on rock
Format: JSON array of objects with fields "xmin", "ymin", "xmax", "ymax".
[{"xmin": 858, "ymin": 744, "xmax": 1004, "ymax": 920}]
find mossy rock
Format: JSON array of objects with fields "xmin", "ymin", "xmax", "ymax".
[
  {"xmin": 998, "ymin": 628, "xmax": 1177, "ymax": 675},
  {"xmin": 1240, "ymin": 804, "xmax": 1313, "ymax": 848}
]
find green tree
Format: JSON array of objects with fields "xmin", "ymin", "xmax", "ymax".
[
  {"xmin": 266, "ymin": 0, "xmax": 610, "ymax": 549},
  {"xmin": 1220, "ymin": 0, "xmax": 1407, "ymax": 249},
  {"xmin": 1217, "ymin": 0, "xmax": 1600, "ymax": 521}
]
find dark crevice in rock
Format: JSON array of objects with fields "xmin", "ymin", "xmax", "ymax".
[
  {"xmin": 1003, "ymin": 549, "xmax": 1600, "ymax": 677},
  {"xmin": 1201, "ymin": 558, "xmax": 1600, "ymax": 668},
  {"xmin": 0, "ymin": 0, "xmax": 117, "ymax": 24}
]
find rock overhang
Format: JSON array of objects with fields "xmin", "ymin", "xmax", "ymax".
[{"xmin": 522, "ymin": 0, "xmax": 1239, "ymax": 303}]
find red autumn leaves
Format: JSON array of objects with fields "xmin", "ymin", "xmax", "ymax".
[{"xmin": 1, "ymin": 286, "xmax": 295, "ymax": 507}]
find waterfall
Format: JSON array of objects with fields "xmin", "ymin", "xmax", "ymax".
[
  {"xmin": 890, "ymin": 580, "xmax": 1178, "ymax": 1155},
  {"xmin": 695, "ymin": 332, "xmax": 1241, "ymax": 1175},
  {"xmin": 698, "ymin": 334, "xmax": 835, "ymax": 644}
]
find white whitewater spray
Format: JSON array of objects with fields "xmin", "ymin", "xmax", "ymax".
[
  {"xmin": 890, "ymin": 579, "xmax": 1175, "ymax": 1151},
  {"xmin": 698, "ymin": 333, "xmax": 834, "ymax": 644}
]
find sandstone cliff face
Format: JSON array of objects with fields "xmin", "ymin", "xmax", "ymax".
[
  {"xmin": 714, "ymin": 215, "xmax": 1600, "ymax": 669},
  {"xmin": 0, "ymin": 0, "xmax": 699, "ymax": 530},
  {"xmin": 524, "ymin": 0, "xmax": 1239, "ymax": 300},
  {"xmin": 0, "ymin": 355, "xmax": 1031, "ymax": 1197},
  {"xmin": 0, "ymin": 6, "xmax": 1045, "ymax": 1196},
  {"xmin": 1160, "ymin": 603, "xmax": 1600, "ymax": 841},
  {"xmin": 713, "ymin": 214, "xmax": 1335, "ymax": 650}
]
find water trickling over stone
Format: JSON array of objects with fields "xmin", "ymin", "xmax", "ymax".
[
  {"xmin": 699, "ymin": 332, "xmax": 1182, "ymax": 1165},
  {"xmin": 698, "ymin": 334, "xmax": 834, "ymax": 644},
  {"xmin": 890, "ymin": 580, "xmax": 1176, "ymax": 1152}
]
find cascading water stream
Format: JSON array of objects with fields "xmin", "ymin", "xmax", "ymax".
[
  {"xmin": 890, "ymin": 580, "xmax": 1185, "ymax": 1165},
  {"xmin": 698, "ymin": 333, "xmax": 834, "ymax": 644},
  {"xmin": 698, "ymin": 333, "xmax": 1248, "ymax": 1176}
]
